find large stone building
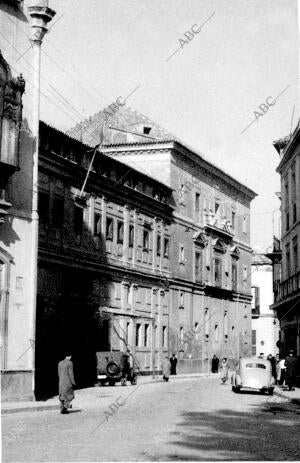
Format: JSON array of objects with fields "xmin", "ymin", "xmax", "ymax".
[
  {"xmin": 251, "ymin": 253, "xmax": 278, "ymax": 357},
  {"xmin": 270, "ymin": 121, "xmax": 300, "ymax": 358},
  {"xmin": 69, "ymin": 106, "xmax": 257, "ymax": 372},
  {"xmin": 36, "ymin": 121, "xmax": 174, "ymax": 398}
]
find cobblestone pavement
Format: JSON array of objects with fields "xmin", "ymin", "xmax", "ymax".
[{"xmin": 2, "ymin": 376, "xmax": 300, "ymax": 461}]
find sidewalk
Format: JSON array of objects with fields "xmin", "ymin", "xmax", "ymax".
[
  {"xmin": 274, "ymin": 385, "xmax": 300, "ymax": 405},
  {"xmin": 1, "ymin": 372, "xmax": 208, "ymax": 415}
]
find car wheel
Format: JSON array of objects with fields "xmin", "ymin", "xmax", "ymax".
[
  {"xmin": 121, "ymin": 377, "xmax": 127, "ymax": 386},
  {"xmin": 268, "ymin": 388, "xmax": 274, "ymax": 396},
  {"xmin": 106, "ymin": 361, "xmax": 121, "ymax": 377}
]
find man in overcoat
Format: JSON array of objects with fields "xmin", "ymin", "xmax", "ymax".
[
  {"xmin": 58, "ymin": 354, "xmax": 76, "ymax": 414},
  {"xmin": 170, "ymin": 353, "xmax": 178, "ymax": 375},
  {"xmin": 284, "ymin": 349, "xmax": 298, "ymax": 391}
]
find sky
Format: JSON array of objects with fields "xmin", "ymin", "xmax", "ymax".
[{"xmin": 13, "ymin": 0, "xmax": 300, "ymax": 251}]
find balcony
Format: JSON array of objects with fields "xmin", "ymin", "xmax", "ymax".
[{"xmin": 275, "ymin": 270, "xmax": 300, "ymax": 303}]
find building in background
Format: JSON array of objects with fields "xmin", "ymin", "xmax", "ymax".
[
  {"xmin": 270, "ymin": 121, "xmax": 300, "ymax": 358},
  {"xmin": 251, "ymin": 253, "xmax": 279, "ymax": 357},
  {"xmin": 69, "ymin": 105, "xmax": 257, "ymax": 372}
]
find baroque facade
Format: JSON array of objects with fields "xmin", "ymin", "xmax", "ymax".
[
  {"xmin": 0, "ymin": 0, "xmax": 36, "ymax": 401},
  {"xmin": 270, "ymin": 121, "xmax": 300, "ymax": 358}
]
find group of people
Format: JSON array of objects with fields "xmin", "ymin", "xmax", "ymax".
[
  {"xmin": 162, "ymin": 354, "xmax": 178, "ymax": 382},
  {"xmin": 211, "ymin": 355, "xmax": 229, "ymax": 383},
  {"xmin": 211, "ymin": 350, "xmax": 298, "ymax": 391},
  {"xmin": 273, "ymin": 350, "xmax": 298, "ymax": 391}
]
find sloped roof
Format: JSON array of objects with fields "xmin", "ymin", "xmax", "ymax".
[{"xmin": 66, "ymin": 104, "xmax": 176, "ymax": 146}]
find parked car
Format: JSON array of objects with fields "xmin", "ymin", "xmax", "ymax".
[
  {"xmin": 96, "ymin": 351, "xmax": 137, "ymax": 386},
  {"xmin": 231, "ymin": 357, "xmax": 275, "ymax": 395}
]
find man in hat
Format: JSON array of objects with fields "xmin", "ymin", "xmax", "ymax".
[
  {"xmin": 58, "ymin": 353, "xmax": 76, "ymax": 414},
  {"xmin": 284, "ymin": 349, "xmax": 298, "ymax": 391}
]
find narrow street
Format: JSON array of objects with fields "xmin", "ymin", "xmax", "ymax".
[{"xmin": 2, "ymin": 376, "xmax": 300, "ymax": 461}]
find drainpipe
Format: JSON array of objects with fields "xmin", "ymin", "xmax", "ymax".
[{"xmin": 28, "ymin": 0, "xmax": 56, "ymax": 398}]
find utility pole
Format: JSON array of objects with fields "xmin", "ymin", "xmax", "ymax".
[{"xmin": 28, "ymin": 0, "xmax": 55, "ymax": 397}]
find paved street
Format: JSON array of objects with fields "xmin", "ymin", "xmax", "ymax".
[{"xmin": 2, "ymin": 376, "xmax": 300, "ymax": 462}]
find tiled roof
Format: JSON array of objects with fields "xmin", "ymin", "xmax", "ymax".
[{"xmin": 66, "ymin": 104, "xmax": 177, "ymax": 146}]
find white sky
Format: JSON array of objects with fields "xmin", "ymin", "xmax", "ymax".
[{"xmin": 18, "ymin": 0, "xmax": 300, "ymax": 251}]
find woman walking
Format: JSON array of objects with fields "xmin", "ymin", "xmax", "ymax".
[{"xmin": 220, "ymin": 357, "xmax": 229, "ymax": 384}]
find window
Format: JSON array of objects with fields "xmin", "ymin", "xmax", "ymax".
[
  {"xmin": 243, "ymin": 266, "xmax": 247, "ymax": 282},
  {"xmin": 214, "ymin": 256, "xmax": 222, "ymax": 287},
  {"xmin": 293, "ymin": 237, "xmax": 298, "ymax": 271},
  {"xmin": 195, "ymin": 251, "xmax": 202, "ymax": 282},
  {"xmin": 162, "ymin": 326, "xmax": 167, "ymax": 348},
  {"xmin": 231, "ymin": 260, "xmax": 237, "ymax": 291},
  {"xmin": 242, "ymin": 216, "xmax": 247, "ymax": 234},
  {"xmin": 156, "ymin": 234, "xmax": 161, "ymax": 256},
  {"xmin": 144, "ymin": 324, "xmax": 149, "ymax": 347},
  {"xmin": 224, "ymin": 312, "xmax": 228, "ymax": 339},
  {"xmin": 164, "ymin": 238, "xmax": 169, "ymax": 258},
  {"xmin": 286, "ymin": 211, "xmax": 290, "ymax": 231},
  {"xmin": 252, "ymin": 330, "xmax": 256, "ymax": 356},
  {"xmin": 129, "ymin": 224, "xmax": 134, "ymax": 247},
  {"xmin": 251, "ymin": 286, "xmax": 260, "ymax": 315},
  {"xmin": 194, "ymin": 322, "xmax": 199, "ymax": 340},
  {"xmin": 179, "ymin": 327, "xmax": 184, "ymax": 342},
  {"xmin": 195, "ymin": 192, "xmax": 200, "ymax": 215},
  {"xmin": 179, "ymin": 245, "xmax": 185, "ymax": 263},
  {"xmin": 94, "ymin": 212, "xmax": 101, "ymax": 237},
  {"xmin": 53, "ymin": 197, "xmax": 64, "ymax": 227},
  {"xmin": 231, "ymin": 211, "xmax": 236, "ymax": 231},
  {"xmin": 214, "ymin": 324, "xmax": 219, "ymax": 342},
  {"xmin": 293, "ymin": 203, "xmax": 297, "ymax": 224},
  {"xmin": 38, "ymin": 192, "xmax": 49, "ymax": 224},
  {"xmin": 204, "ymin": 308, "xmax": 209, "ymax": 338},
  {"xmin": 215, "ymin": 201, "xmax": 220, "ymax": 215},
  {"xmin": 126, "ymin": 322, "xmax": 130, "ymax": 344},
  {"xmin": 143, "ymin": 229, "xmax": 149, "ymax": 251},
  {"xmin": 74, "ymin": 205, "xmax": 83, "ymax": 234},
  {"xmin": 286, "ymin": 244, "xmax": 291, "ymax": 277},
  {"xmin": 179, "ymin": 291, "xmax": 184, "ymax": 308},
  {"xmin": 285, "ymin": 176, "xmax": 289, "ymax": 207},
  {"xmin": 117, "ymin": 221, "xmax": 124, "ymax": 244},
  {"xmin": 136, "ymin": 323, "xmax": 141, "ymax": 347},
  {"xmin": 106, "ymin": 217, "xmax": 113, "ymax": 240}
]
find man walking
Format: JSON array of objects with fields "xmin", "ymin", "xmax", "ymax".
[
  {"xmin": 58, "ymin": 353, "xmax": 76, "ymax": 414},
  {"xmin": 284, "ymin": 349, "xmax": 298, "ymax": 391},
  {"xmin": 170, "ymin": 353, "xmax": 177, "ymax": 375}
]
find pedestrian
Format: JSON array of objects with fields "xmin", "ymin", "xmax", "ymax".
[
  {"xmin": 275, "ymin": 354, "xmax": 281, "ymax": 385},
  {"xmin": 170, "ymin": 353, "xmax": 177, "ymax": 375},
  {"xmin": 284, "ymin": 349, "xmax": 298, "ymax": 391},
  {"xmin": 220, "ymin": 357, "xmax": 229, "ymax": 384},
  {"xmin": 58, "ymin": 353, "xmax": 76, "ymax": 414},
  {"xmin": 278, "ymin": 357, "xmax": 286, "ymax": 386},
  {"xmin": 162, "ymin": 356, "xmax": 171, "ymax": 382},
  {"xmin": 211, "ymin": 354, "xmax": 219, "ymax": 373},
  {"xmin": 267, "ymin": 354, "xmax": 277, "ymax": 380}
]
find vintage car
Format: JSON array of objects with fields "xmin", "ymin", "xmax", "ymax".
[
  {"xmin": 231, "ymin": 357, "xmax": 275, "ymax": 395},
  {"xmin": 96, "ymin": 351, "xmax": 137, "ymax": 386}
]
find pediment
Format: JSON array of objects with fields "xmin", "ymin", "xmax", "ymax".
[{"xmin": 193, "ymin": 231, "xmax": 207, "ymax": 247}]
